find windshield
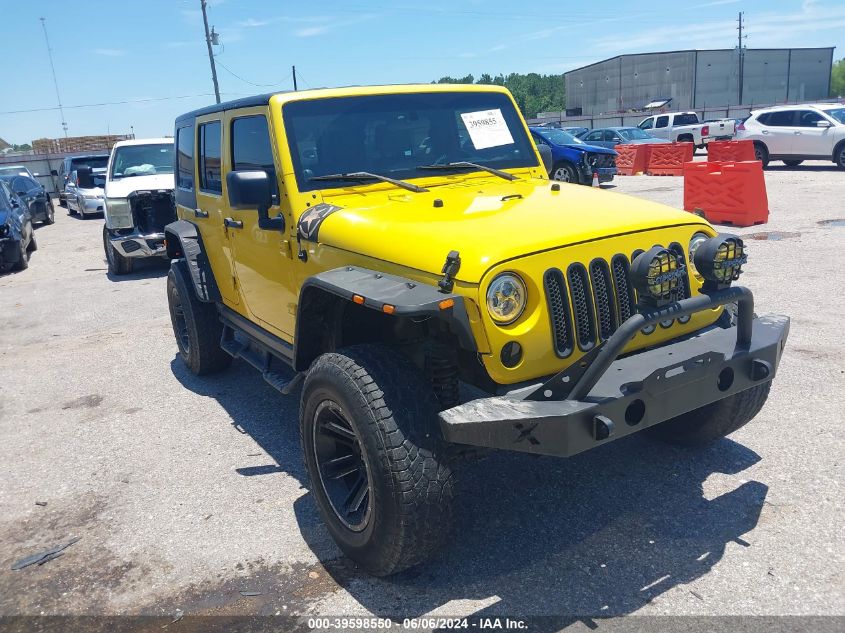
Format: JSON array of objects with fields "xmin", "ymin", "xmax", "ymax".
[
  {"xmin": 538, "ymin": 128, "xmax": 583, "ymax": 145},
  {"xmin": 619, "ymin": 128, "xmax": 653, "ymax": 140},
  {"xmin": 72, "ymin": 156, "xmax": 108, "ymax": 170},
  {"xmin": 110, "ymin": 144, "xmax": 174, "ymax": 178},
  {"xmin": 824, "ymin": 108, "xmax": 845, "ymax": 124},
  {"xmin": 283, "ymin": 92, "xmax": 538, "ymax": 192}
]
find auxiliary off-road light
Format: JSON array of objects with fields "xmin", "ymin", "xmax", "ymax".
[
  {"xmin": 630, "ymin": 246, "xmax": 686, "ymax": 306},
  {"xmin": 486, "ymin": 273, "xmax": 527, "ymax": 325},
  {"xmin": 693, "ymin": 235, "xmax": 747, "ymax": 288}
]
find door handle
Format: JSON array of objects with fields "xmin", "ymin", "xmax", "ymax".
[
  {"xmin": 194, "ymin": 208, "xmax": 209, "ymax": 218},
  {"xmin": 761, "ymin": 130, "xmax": 769, "ymax": 134},
  {"xmin": 794, "ymin": 131, "xmax": 802, "ymax": 135},
  {"xmin": 224, "ymin": 217, "xmax": 243, "ymax": 229}
]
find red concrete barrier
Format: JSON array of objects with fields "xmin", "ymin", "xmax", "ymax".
[
  {"xmin": 683, "ymin": 161, "xmax": 769, "ymax": 227},
  {"xmin": 646, "ymin": 142, "xmax": 695, "ymax": 176},
  {"xmin": 707, "ymin": 140, "xmax": 756, "ymax": 163},
  {"xmin": 614, "ymin": 144, "xmax": 649, "ymax": 176}
]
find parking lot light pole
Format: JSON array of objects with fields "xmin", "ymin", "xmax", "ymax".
[{"xmin": 201, "ymin": 0, "xmax": 221, "ymax": 104}]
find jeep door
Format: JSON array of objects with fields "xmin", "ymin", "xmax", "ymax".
[
  {"xmin": 224, "ymin": 109, "xmax": 297, "ymax": 339},
  {"xmin": 176, "ymin": 117, "xmax": 239, "ymax": 305}
]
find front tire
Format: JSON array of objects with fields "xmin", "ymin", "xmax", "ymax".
[
  {"xmin": 103, "ymin": 226, "xmax": 134, "ymax": 275},
  {"xmin": 551, "ymin": 162, "xmax": 580, "ymax": 184},
  {"xmin": 12, "ymin": 239, "xmax": 29, "ymax": 271},
  {"xmin": 43, "ymin": 198, "xmax": 55, "ymax": 225},
  {"xmin": 646, "ymin": 382, "xmax": 771, "ymax": 446},
  {"xmin": 300, "ymin": 344, "xmax": 455, "ymax": 576},
  {"xmin": 166, "ymin": 261, "xmax": 232, "ymax": 375},
  {"xmin": 834, "ymin": 142, "xmax": 845, "ymax": 169}
]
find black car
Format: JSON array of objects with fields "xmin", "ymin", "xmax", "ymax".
[
  {"xmin": 0, "ymin": 174, "xmax": 54, "ymax": 225},
  {"xmin": 0, "ymin": 180, "xmax": 36, "ymax": 272}
]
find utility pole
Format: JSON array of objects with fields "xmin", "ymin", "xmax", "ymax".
[
  {"xmin": 292, "ymin": 65, "xmax": 298, "ymax": 91},
  {"xmin": 737, "ymin": 12, "xmax": 746, "ymax": 105},
  {"xmin": 39, "ymin": 17, "xmax": 68, "ymax": 138},
  {"xmin": 200, "ymin": 0, "xmax": 221, "ymax": 104}
]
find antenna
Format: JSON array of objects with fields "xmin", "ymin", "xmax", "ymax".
[{"xmin": 39, "ymin": 17, "xmax": 68, "ymax": 138}]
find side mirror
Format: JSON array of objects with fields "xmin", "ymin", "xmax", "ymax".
[
  {"xmin": 50, "ymin": 169, "xmax": 58, "ymax": 176},
  {"xmin": 537, "ymin": 144, "xmax": 553, "ymax": 174},
  {"xmin": 226, "ymin": 170, "xmax": 284, "ymax": 231},
  {"xmin": 77, "ymin": 166, "xmax": 95, "ymax": 189},
  {"xmin": 816, "ymin": 120, "xmax": 832, "ymax": 128}
]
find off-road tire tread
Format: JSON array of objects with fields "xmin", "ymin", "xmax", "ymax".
[
  {"xmin": 300, "ymin": 344, "xmax": 454, "ymax": 576},
  {"xmin": 647, "ymin": 382, "xmax": 771, "ymax": 446},
  {"xmin": 167, "ymin": 262, "xmax": 231, "ymax": 375}
]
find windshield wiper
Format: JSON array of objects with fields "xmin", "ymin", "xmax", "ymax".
[
  {"xmin": 309, "ymin": 171, "xmax": 428, "ymax": 193},
  {"xmin": 416, "ymin": 161, "xmax": 517, "ymax": 181}
]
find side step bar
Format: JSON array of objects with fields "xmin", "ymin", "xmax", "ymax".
[{"xmin": 218, "ymin": 306, "xmax": 303, "ymax": 395}]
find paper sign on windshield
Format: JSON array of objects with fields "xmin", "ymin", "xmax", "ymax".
[{"xmin": 460, "ymin": 109, "xmax": 514, "ymax": 150}]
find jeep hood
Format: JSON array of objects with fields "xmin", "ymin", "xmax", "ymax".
[
  {"xmin": 105, "ymin": 173, "xmax": 174, "ymax": 199},
  {"xmin": 312, "ymin": 178, "xmax": 707, "ymax": 283}
]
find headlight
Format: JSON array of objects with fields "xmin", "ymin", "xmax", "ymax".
[
  {"xmin": 105, "ymin": 197, "xmax": 133, "ymax": 229},
  {"xmin": 486, "ymin": 273, "xmax": 527, "ymax": 325},
  {"xmin": 630, "ymin": 246, "xmax": 686, "ymax": 305},
  {"xmin": 693, "ymin": 235, "xmax": 747, "ymax": 288}
]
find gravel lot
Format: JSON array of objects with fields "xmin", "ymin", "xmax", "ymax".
[{"xmin": 1, "ymin": 163, "xmax": 843, "ymax": 624}]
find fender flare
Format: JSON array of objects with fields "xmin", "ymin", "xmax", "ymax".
[
  {"xmin": 164, "ymin": 220, "xmax": 221, "ymax": 302},
  {"xmin": 294, "ymin": 266, "xmax": 478, "ymax": 371}
]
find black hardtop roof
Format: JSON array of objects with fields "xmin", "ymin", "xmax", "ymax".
[{"xmin": 175, "ymin": 92, "xmax": 281, "ymax": 126}]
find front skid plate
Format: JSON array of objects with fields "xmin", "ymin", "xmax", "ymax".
[{"xmin": 439, "ymin": 314, "xmax": 789, "ymax": 457}]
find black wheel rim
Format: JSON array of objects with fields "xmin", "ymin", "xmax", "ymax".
[
  {"xmin": 312, "ymin": 400, "xmax": 371, "ymax": 531},
  {"xmin": 170, "ymin": 288, "xmax": 190, "ymax": 354}
]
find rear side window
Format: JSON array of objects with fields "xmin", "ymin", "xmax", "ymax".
[
  {"xmin": 176, "ymin": 126, "xmax": 194, "ymax": 190},
  {"xmin": 585, "ymin": 131, "xmax": 603, "ymax": 141},
  {"xmin": 758, "ymin": 111, "xmax": 794, "ymax": 127},
  {"xmin": 198, "ymin": 121, "xmax": 222, "ymax": 193},
  {"xmin": 673, "ymin": 113, "xmax": 698, "ymax": 125},
  {"xmin": 655, "ymin": 116, "xmax": 669, "ymax": 128}
]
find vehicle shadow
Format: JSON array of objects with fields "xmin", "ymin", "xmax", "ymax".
[
  {"xmin": 764, "ymin": 164, "xmax": 840, "ymax": 172},
  {"xmin": 171, "ymin": 356, "xmax": 768, "ymax": 621},
  {"xmin": 106, "ymin": 257, "xmax": 170, "ymax": 282}
]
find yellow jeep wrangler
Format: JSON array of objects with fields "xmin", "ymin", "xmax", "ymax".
[{"xmin": 166, "ymin": 84, "xmax": 789, "ymax": 576}]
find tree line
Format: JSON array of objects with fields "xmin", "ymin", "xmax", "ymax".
[{"xmin": 434, "ymin": 73, "xmax": 565, "ymax": 119}]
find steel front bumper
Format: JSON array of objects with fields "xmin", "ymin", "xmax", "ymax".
[
  {"xmin": 440, "ymin": 287, "xmax": 789, "ymax": 458},
  {"xmin": 107, "ymin": 229, "xmax": 167, "ymax": 258}
]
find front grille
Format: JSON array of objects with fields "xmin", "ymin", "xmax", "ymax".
[
  {"xmin": 544, "ymin": 250, "xmax": 691, "ymax": 353},
  {"xmin": 588, "ymin": 153, "xmax": 616, "ymax": 169},
  {"xmin": 129, "ymin": 190, "xmax": 176, "ymax": 234}
]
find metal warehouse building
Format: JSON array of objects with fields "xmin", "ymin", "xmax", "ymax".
[{"xmin": 564, "ymin": 48, "xmax": 835, "ymax": 116}]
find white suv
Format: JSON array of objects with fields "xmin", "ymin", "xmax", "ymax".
[{"xmin": 737, "ymin": 103, "xmax": 845, "ymax": 169}]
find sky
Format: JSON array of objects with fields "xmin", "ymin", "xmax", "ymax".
[{"xmin": 1, "ymin": 0, "xmax": 843, "ymax": 145}]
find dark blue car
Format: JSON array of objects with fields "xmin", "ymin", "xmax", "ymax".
[{"xmin": 529, "ymin": 127, "xmax": 617, "ymax": 185}]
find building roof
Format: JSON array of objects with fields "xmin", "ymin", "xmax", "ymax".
[{"xmin": 564, "ymin": 47, "xmax": 835, "ymax": 76}]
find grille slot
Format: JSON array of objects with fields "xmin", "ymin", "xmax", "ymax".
[
  {"xmin": 545, "ymin": 247, "xmax": 692, "ymax": 358},
  {"xmin": 543, "ymin": 269, "xmax": 574, "ymax": 358},
  {"xmin": 611, "ymin": 255, "xmax": 635, "ymax": 323},
  {"xmin": 567, "ymin": 264, "xmax": 596, "ymax": 350},
  {"xmin": 589, "ymin": 259, "xmax": 617, "ymax": 341}
]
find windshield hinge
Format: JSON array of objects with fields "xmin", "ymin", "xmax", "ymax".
[{"xmin": 438, "ymin": 250, "xmax": 461, "ymax": 293}]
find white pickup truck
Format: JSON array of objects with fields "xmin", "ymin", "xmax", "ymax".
[{"xmin": 637, "ymin": 111, "xmax": 735, "ymax": 148}]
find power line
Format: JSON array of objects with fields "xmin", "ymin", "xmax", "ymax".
[
  {"xmin": 215, "ymin": 59, "xmax": 291, "ymax": 88},
  {"xmin": 39, "ymin": 17, "xmax": 67, "ymax": 137},
  {"xmin": 0, "ymin": 93, "xmax": 240, "ymax": 116}
]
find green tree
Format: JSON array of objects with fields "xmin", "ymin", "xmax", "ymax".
[
  {"xmin": 434, "ymin": 72, "xmax": 565, "ymax": 118},
  {"xmin": 832, "ymin": 58, "xmax": 845, "ymax": 97}
]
